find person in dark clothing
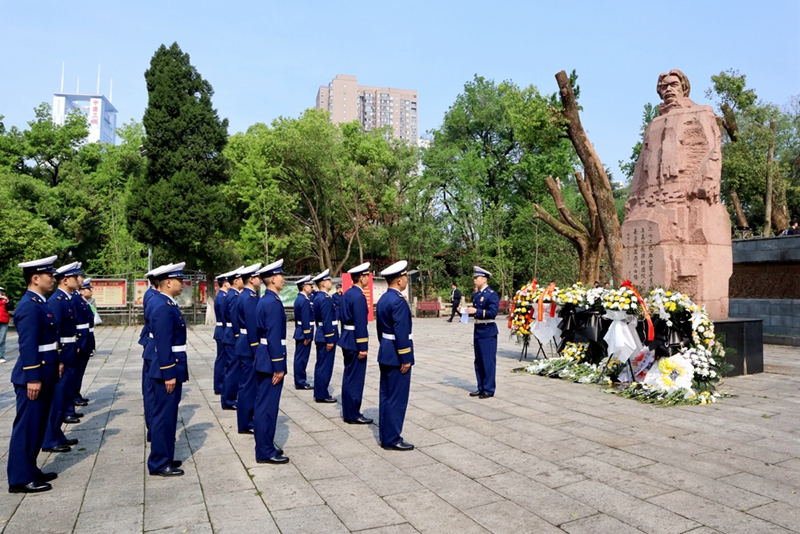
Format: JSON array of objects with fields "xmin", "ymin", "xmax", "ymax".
[
  {"xmin": 446, "ymin": 283, "xmax": 462, "ymax": 322},
  {"xmin": 788, "ymin": 222, "xmax": 798, "ymax": 235}
]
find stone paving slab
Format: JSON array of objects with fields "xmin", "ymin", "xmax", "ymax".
[{"xmin": 0, "ymin": 318, "xmax": 798, "ymax": 533}]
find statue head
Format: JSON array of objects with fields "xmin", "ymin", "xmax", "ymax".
[{"xmin": 657, "ymin": 70, "xmax": 692, "ymax": 113}]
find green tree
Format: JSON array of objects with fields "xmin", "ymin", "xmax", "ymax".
[
  {"xmin": 127, "ymin": 42, "xmax": 235, "ymax": 281},
  {"xmin": 21, "ymin": 103, "xmax": 89, "ymax": 186}
]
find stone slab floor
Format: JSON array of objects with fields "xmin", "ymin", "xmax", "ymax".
[{"xmin": 0, "ymin": 318, "xmax": 798, "ymax": 534}]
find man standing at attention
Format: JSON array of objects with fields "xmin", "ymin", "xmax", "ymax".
[
  {"xmin": 148, "ymin": 262, "xmax": 189, "ymax": 477},
  {"xmin": 254, "ymin": 260, "xmax": 289, "ymax": 464},
  {"xmin": 234, "ymin": 263, "xmax": 262, "ymax": 435},
  {"xmin": 292, "ymin": 276, "xmax": 314, "ymax": 390},
  {"xmin": 446, "ymin": 282, "xmax": 462, "ymax": 323},
  {"xmin": 376, "ymin": 261, "xmax": 414, "ymax": 451},
  {"xmin": 212, "ymin": 272, "xmax": 232, "ymax": 395},
  {"xmin": 463, "ymin": 266, "xmax": 499, "ymax": 399},
  {"xmin": 338, "ymin": 263, "xmax": 372, "ymax": 425},
  {"xmin": 312, "ymin": 270, "xmax": 338, "ymax": 404},
  {"xmin": 7, "ymin": 256, "xmax": 61, "ymax": 493},
  {"xmin": 221, "ymin": 266, "xmax": 244, "ymax": 410}
]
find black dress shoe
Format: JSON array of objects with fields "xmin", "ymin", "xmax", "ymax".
[
  {"xmin": 213, "ymin": 391, "xmax": 221, "ymax": 395},
  {"xmin": 344, "ymin": 417, "xmax": 373, "ymax": 425},
  {"xmin": 37, "ymin": 472, "xmax": 58, "ymax": 482},
  {"xmin": 63, "ymin": 438, "xmax": 79, "ymax": 446},
  {"xmin": 295, "ymin": 384, "xmax": 313, "ymax": 390},
  {"xmin": 79, "ymin": 395, "xmax": 89, "ymax": 402},
  {"xmin": 73, "ymin": 412, "xmax": 84, "ymax": 418},
  {"xmin": 221, "ymin": 406, "xmax": 236, "ymax": 411},
  {"xmin": 171, "ymin": 460, "xmax": 182, "ymax": 468},
  {"xmin": 382, "ymin": 441, "xmax": 414, "ymax": 451},
  {"xmin": 43, "ymin": 445, "xmax": 72, "ymax": 453},
  {"xmin": 63, "ymin": 416, "xmax": 80, "ymax": 424},
  {"xmin": 151, "ymin": 466, "xmax": 184, "ymax": 477},
  {"xmin": 275, "ymin": 445, "xmax": 284, "ymax": 456},
  {"xmin": 479, "ymin": 393, "xmax": 494, "ymax": 399},
  {"xmin": 74, "ymin": 400, "xmax": 88, "ymax": 407},
  {"xmin": 257, "ymin": 455, "xmax": 289, "ymax": 464},
  {"xmin": 469, "ymin": 390, "xmax": 482, "ymax": 397},
  {"xmin": 238, "ymin": 429, "xmax": 254, "ymax": 435},
  {"xmin": 446, "ymin": 319, "xmax": 453, "ymax": 322},
  {"xmin": 315, "ymin": 397, "xmax": 337, "ymax": 404},
  {"xmin": 9, "ymin": 481, "xmax": 52, "ymax": 493}
]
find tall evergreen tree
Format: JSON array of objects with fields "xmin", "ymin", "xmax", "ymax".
[{"xmin": 127, "ymin": 42, "xmax": 235, "ymax": 278}]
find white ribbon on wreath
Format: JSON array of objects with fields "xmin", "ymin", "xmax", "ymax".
[{"xmin": 602, "ymin": 310, "xmax": 642, "ymax": 364}]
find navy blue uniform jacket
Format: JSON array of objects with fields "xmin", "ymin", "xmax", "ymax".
[
  {"xmin": 11, "ymin": 290, "xmax": 60, "ymax": 387},
  {"xmin": 376, "ymin": 289, "xmax": 414, "ymax": 366},
  {"xmin": 255, "ymin": 290, "xmax": 287, "ymax": 374},
  {"xmin": 338, "ymin": 286, "xmax": 369, "ymax": 352}
]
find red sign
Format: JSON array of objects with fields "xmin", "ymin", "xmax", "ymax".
[
  {"xmin": 198, "ymin": 281, "xmax": 220, "ymax": 306},
  {"xmin": 92, "ymin": 279, "xmax": 127, "ymax": 307},
  {"xmin": 341, "ymin": 273, "xmax": 374, "ymax": 321},
  {"xmin": 134, "ymin": 279, "xmax": 149, "ymax": 306}
]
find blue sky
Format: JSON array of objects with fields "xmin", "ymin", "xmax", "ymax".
[{"xmin": 1, "ymin": 0, "xmax": 798, "ymax": 181}]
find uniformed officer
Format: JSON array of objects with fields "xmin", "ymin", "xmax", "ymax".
[
  {"xmin": 78, "ymin": 279, "xmax": 96, "ymax": 370},
  {"xmin": 311, "ymin": 270, "xmax": 338, "ymax": 404},
  {"xmin": 148, "ymin": 262, "xmax": 189, "ymax": 477},
  {"xmin": 338, "ymin": 262, "xmax": 372, "ymax": 424},
  {"xmin": 254, "ymin": 260, "xmax": 289, "ymax": 464},
  {"xmin": 42, "ymin": 262, "xmax": 83, "ymax": 453},
  {"xmin": 72, "ymin": 274, "xmax": 94, "ymax": 410},
  {"xmin": 221, "ymin": 266, "xmax": 245, "ymax": 410},
  {"xmin": 463, "ymin": 266, "xmax": 499, "ymax": 399},
  {"xmin": 141, "ymin": 264, "xmax": 170, "ymax": 442},
  {"xmin": 212, "ymin": 271, "xmax": 232, "ymax": 395},
  {"xmin": 234, "ymin": 263, "xmax": 262, "ymax": 434},
  {"xmin": 376, "ymin": 261, "xmax": 414, "ymax": 451},
  {"xmin": 292, "ymin": 276, "xmax": 314, "ymax": 390},
  {"xmin": 332, "ymin": 283, "xmax": 343, "ymax": 322},
  {"xmin": 7, "ymin": 256, "xmax": 61, "ymax": 493}
]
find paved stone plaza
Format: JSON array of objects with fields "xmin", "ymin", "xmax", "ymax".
[{"xmin": 0, "ymin": 318, "xmax": 798, "ymax": 534}]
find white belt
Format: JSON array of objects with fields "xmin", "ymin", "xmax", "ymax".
[
  {"xmin": 226, "ymin": 322, "xmax": 233, "ymax": 327},
  {"xmin": 60, "ymin": 336, "xmax": 76, "ymax": 344},
  {"xmin": 382, "ymin": 333, "xmax": 413, "ymax": 340},
  {"xmin": 149, "ymin": 333, "xmax": 154, "ymax": 338},
  {"xmin": 240, "ymin": 328, "xmax": 248, "ymax": 334},
  {"xmin": 475, "ymin": 319, "xmax": 496, "ymax": 324},
  {"xmin": 261, "ymin": 338, "xmax": 287, "ymax": 346},
  {"xmin": 89, "ymin": 328, "xmax": 95, "ymax": 333},
  {"xmin": 38, "ymin": 343, "xmax": 57, "ymax": 352},
  {"xmin": 343, "ymin": 325, "xmax": 355, "ymax": 331},
  {"xmin": 296, "ymin": 322, "xmax": 304, "ymax": 326},
  {"xmin": 318, "ymin": 321, "xmax": 338, "ymax": 327},
  {"xmin": 76, "ymin": 323, "xmax": 89, "ymax": 330},
  {"xmin": 171, "ymin": 345, "xmax": 186, "ymax": 352},
  {"xmin": 215, "ymin": 322, "xmax": 223, "ymax": 326}
]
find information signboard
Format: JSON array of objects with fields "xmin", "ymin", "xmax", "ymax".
[{"xmin": 92, "ymin": 279, "xmax": 127, "ymax": 307}]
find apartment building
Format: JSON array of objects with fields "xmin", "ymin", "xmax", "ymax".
[{"xmin": 316, "ymin": 74, "xmax": 419, "ymax": 143}]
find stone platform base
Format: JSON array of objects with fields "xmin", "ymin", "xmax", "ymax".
[{"xmin": 713, "ymin": 318, "xmax": 763, "ymax": 376}]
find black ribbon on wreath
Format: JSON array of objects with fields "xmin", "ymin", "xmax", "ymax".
[
  {"xmin": 557, "ymin": 306, "xmax": 609, "ymax": 364},
  {"xmin": 636, "ymin": 311, "xmax": 693, "ymax": 357}
]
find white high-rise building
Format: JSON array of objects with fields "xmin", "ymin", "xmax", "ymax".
[{"xmin": 52, "ymin": 92, "xmax": 117, "ymax": 144}]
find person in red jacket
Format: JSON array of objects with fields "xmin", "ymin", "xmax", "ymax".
[{"xmin": 0, "ymin": 286, "xmax": 11, "ymax": 364}]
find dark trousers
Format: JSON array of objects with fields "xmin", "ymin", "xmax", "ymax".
[
  {"xmin": 236, "ymin": 356, "xmax": 256, "ymax": 432},
  {"xmin": 313, "ymin": 342, "xmax": 336, "ymax": 400},
  {"xmin": 213, "ymin": 340, "xmax": 225, "ymax": 394},
  {"xmin": 293, "ymin": 339, "xmax": 312, "ymax": 388},
  {"xmin": 474, "ymin": 335, "xmax": 497, "ymax": 395},
  {"xmin": 254, "ymin": 371, "xmax": 283, "ymax": 461},
  {"xmin": 72, "ymin": 348, "xmax": 90, "ymax": 404},
  {"xmin": 378, "ymin": 364, "xmax": 411, "ymax": 447},
  {"xmin": 449, "ymin": 301, "xmax": 461, "ymax": 320},
  {"xmin": 42, "ymin": 365, "xmax": 75, "ymax": 449},
  {"xmin": 221, "ymin": 343, "xmax": 239, "ymax": 409},
  {"xmin": 142, "ymin": 359, "xmax": 155, "ymax": 441},
  {"xmin": 147, "ymin": 379, "xmax": 182, "ymax": 474},
  {"xmin": 341, "ymin": 349, "xmax": 367, "ymax": 421},
  {"xmin": 7, "ymin": 384, "xmax": 54, "ymax": 486}
]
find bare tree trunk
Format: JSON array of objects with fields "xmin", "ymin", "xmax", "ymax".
[
  {"xmin": 205, "ymin": 271, "xmax": 216, "ymax": 326},
  {"xmin": 730, "ymin": 190, "xmax": 749, "ymax": 228},
  {"xmin": 555, "ymin": 70, "xmax": 624, "ymax": 283},
  {"xmin": 532, "ymin": 174, "xmax": 603, "ymax": 284},
  {"xmin": 764, "ymin": 120, "xmax": 776, "ymax": 236}
]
